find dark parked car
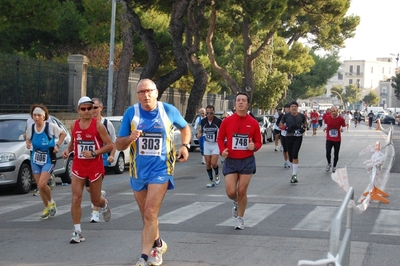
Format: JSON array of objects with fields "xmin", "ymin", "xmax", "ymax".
[{"xmin": 380, "ymin": 115, "xmax": 396, "ymax": 124}]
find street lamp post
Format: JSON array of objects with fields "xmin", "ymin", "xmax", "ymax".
[
  {"xmin": 106, "ymin": 0, "xmax": 116, "ymax": 116},
  {"xmin": 331, "ymin": 90, "xmax": 344, "ymax": 110}
]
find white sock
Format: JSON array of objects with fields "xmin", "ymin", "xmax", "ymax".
[
  {"xmin": 74, "ymin": 224, "xmax": 82, "ymax": 233},
  {"xmin": 292, "ymin": 163, "xmax": 298, "ymax": 175}
]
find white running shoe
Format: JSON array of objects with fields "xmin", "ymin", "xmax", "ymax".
[
  {"xmin": 90, "ymin": 211, "xmax": 100, "ymax": 223},
  {"xmin": 215, "ymin": 175, "xmax": 221, "ymax": 185},
  {"xmin": 325, "ymin": 164, "xmax": 331, "ymax": 172},
  {"xmin": 70, "ymin": 231, "xmax": 85, "ymax": 244},
  {"xmin": 332, "ymin": 167, "xmax": 337, "ymax": 173},
  {"xmin": 147, "ymin": 240, "xmax": 168, "ymax": 266},
  {"xmin": 134, "ymin": 258, "xmax": 148, "ymax": 266},
  {"xmin": 232, "ymin": 202, "xmax": 238, "ymax": 218},
  {"xmin": 206, "ymin": 180, "xmax": 215, "ymax": 187},
  {"xmin": 284, "ymin": 162, "xmax": 288, "ymax": 168},
  {"xmin": 101, "ymin": 198, "xmax": 111, "ymax": 222},
  {"xmin": 234, "ymin": 217, "xmax": 244, "ymax": 230}
]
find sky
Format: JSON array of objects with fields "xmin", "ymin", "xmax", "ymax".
[{"xmin": 339, "ymin": 0, "xmax": 400, "ymax": 61}]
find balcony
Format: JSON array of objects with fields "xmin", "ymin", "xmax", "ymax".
[
  {"xmin": 345, "ymin": 72, "xmax": 363, "ymax": 77},
  {"xmin": 380, "ymin": 93, "xmax": 387, "ymax": 97}
]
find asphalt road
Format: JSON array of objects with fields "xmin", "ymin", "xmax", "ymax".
[{"xmin": 0, "ymin": 120, "xmax": 399, "ymax": 266}]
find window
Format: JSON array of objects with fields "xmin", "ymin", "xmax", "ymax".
[
  {"xmin": 356, "ymin": 79, "xmax": 360, "ymax": 88},
  {"xmin": 349, "ymin": 79, "xmax": 353, "ymax": 85},
  {"xmin": 338, "ymin": 73, "xmax": 343, "ymax": 80},
  {"xmin": 356, "ymin": 65, "xmax": 361, "ymax": 75},
  {"xmin": 349, "ymin": 65, "xmax": 354, "ymax": 75}
]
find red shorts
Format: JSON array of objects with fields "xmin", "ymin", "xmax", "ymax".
[{"xmin": 72, "ymin": 169, "xmax": 104, "ymax": 183}]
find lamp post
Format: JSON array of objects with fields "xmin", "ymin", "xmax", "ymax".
[
  {"xmin": 106, "ymin": 0, "xmax": 116, "ymax": 116},
  {"xmin": 331, "ymin": 90, "xmax": 344, "ymax": 110}
]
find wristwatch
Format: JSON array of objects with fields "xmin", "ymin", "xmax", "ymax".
[
  {"xmin": 181, "ymin": 144, "xmax": 190, "ymax": 150},
  {"xmin": 91, "ymin": 151, "xmax": 96, "ymax": 157}
]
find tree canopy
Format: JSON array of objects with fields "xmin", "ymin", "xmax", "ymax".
[{"xmin": 0, "ymin": 0, "xmax": 360, "ymax": 119}]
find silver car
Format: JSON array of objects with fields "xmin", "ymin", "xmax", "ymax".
[{"xmin": 0, "ymin": 114, "xmax": 73, "ymax": 194}]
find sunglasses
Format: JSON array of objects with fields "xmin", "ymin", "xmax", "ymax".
[
  {"xmin": 80, "ymin": 107, "xmax": 93, "ymax": 111},
  {"xmin": 206, "ymin": 112, "xmax": 214, "ymax": 115},
  {"xmin": 93, "ymin": 106, "xmax": 100, "ymax": 109}
]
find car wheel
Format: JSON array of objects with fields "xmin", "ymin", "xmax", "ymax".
[
  {"xmin": 113, "ymin": 153, "xmax": 125, "ymax": 174},
  {"xmin": 15, "ymin": 162, "xmax": 32, "ymax": 194},
  {"xmin": 61, "ymin": 155, "xmax": 73, "ymax": 184}
]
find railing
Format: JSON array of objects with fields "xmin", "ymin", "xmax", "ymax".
[
  {"xmin": 328, "ymin": 187, "xmax": 354, "ymax": 266},
  {"xmin": 298, "ymin": 187, "xmax": 354, "ymax": 266}
]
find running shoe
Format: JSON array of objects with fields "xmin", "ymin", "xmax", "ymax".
[
  {"xmin": 40, "ymin": 207, "xmax": 50, "ymax": 220},
  {"xmin": 215, "ymin": 175, "xmax": 221, "ymax": 185},
  {"xmin": 101, "ymin": 198, "xmax": 111, "ymax": 222},
  {"xmin": 274, "ymin": 148, "xmax": 278, "ymax": 151},
  {"xmin": 206, "ymin": 180, "xmax": 215, "ymax": 188},
  {"xmin": 290, "ymin": 175, "xmax": 298, "ymax": 183},
  {"xmin": 134, "ymin": 258, "xmax": 148, "ymax": 266},
  {"xmin": 280, "ymin": 145, "xmax": 283, "ymax": 152},
  {"xmin": 47, "ymin": 174, "xmax": 56, "ymax": 190},
  {"xmin": 332, "ymin": 167, "xmax": 337, "ymax": 173},
  {"xmin": 91, "ymin": 190, "xmax": 106, "ymax": 209},
  {"xmin": 148, "ymin": 240, "xmax": 168, "ymax": 266},
  {"xmin": 48, "ymin": 201, "xmax": 57, "ymax": 217},
  {"xmin": 33, "ymin": 188, "xmax": 40, "ymax": 196},
  {"xmin": 232, "ymin": 202, "xmax": 238, "ymax": 218},
  {"xmin": 325, "ymin": 164, "xmax": 331, "ymax": 172},
  {"xmin": 201, "ymin": 158, "xmax": 205, "ymax": 164},
  {"xmin": 284, "ymin": 162, "xmax": 288, "ymax": 168},
  {"xmin": 70, "ymin": 231, "xmax": 85, "ymax": 244},
  {"xmin": 234, "ymin": 217, "xmax": 244, "ymax": 230},
  {"xmin": 90, "ymin": 211, "xmax": 100, "ymax": 223}
]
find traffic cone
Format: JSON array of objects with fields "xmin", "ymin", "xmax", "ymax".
[{"xmin": 376, "ymin": 119, "xmax": 382, "ymax": 130}]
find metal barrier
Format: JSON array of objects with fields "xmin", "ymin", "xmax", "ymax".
[
  {"xmin": 328, "ymin": 186, "xmax": 354, "ymax": 266},
  {"xmin": 298, "ymin": 187, "xmax": 354, "ymax": 266}
]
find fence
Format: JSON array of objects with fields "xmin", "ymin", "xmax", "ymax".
[
  {"xmin": 0, "ymin": 54, "xmax": 70, "ymax": 112},
  {"xmin": 0, "ymin": 53, "xmax": 232, "ymax": 117},
  {"xmin": 0, "ymin": 54, "xmax": 109, "ymax": 113}
]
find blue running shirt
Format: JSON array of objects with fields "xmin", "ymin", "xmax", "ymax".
[{"xmin": 119, "ymin": 102, "xmax": 187, "ymax": 179}]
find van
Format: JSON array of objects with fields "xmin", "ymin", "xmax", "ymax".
[{"xmin": 364, "ymin": 106, "xmax": 384, "ymax": 115}]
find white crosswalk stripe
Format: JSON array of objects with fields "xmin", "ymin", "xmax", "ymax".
[
  {"xmin": 217, "ymin": 203, "xmax": 284, "ymax": 227},
  {"xmin": 291, "ymin": 206, "xmax": 338, "ymax": 232},
  {"xmin": 6, "ymin": 200, "xmax": 400, "ymax": 237},
  {"xmin": 159, "ymin": 202, "xmax": 224, "ymax": 224},
  {"xmin": 371, "ymin": 209, "xmax": 400, "ymax": 236},
  {"xmin": 12, "ymin": 201, "xmax": 91, "ymax": 222},
  {"xmin": 0, "ymin": 201, "xmax": 39, "ymax": 216}
]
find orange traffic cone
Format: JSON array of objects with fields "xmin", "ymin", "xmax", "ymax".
[{"xmin": 376, "ymin": 119, "xmax": 381, "ymax": 130}]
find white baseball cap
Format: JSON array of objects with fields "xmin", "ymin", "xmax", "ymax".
[{"xmin": 78, "ymin": 96, "xmax": 94, "ymax": 107}]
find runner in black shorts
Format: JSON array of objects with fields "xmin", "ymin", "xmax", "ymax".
[{"xmin": 280, "ymin": 101, "xmax": 307, "ymax": 184}]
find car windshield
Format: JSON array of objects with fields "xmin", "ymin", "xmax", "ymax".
[
  {"xmin": 110, "ymin": 120, "xmax": 121, "ymax": 134},
  {"xmin": 255, "ymin": 116, "xmax": 264, "ymax": 123},
  {"xmin": 0, "ymin": 119, "xmax": 26, "ymax": 142}
]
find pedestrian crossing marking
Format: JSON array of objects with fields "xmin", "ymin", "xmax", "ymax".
[
  {"xmin": 11, "ymin": 201, "xmax": 91, "ymax": 222},
  {"xmin": 93, "ymin": 203, "xmax": 138, "ymax": 220},
  {"xmin": 159, "ymin": 202, "xmax": 224, "ymax": 224},
  {"xmin": 0, "ymin": 201, "xmax": 39, "ymax": 216},
  {"xmin": 291, "ymin": 206, "xmax": 337, "ymax": 232},
  {"xmin": 371, "ymin": 209, "xmax": 400, "ymax": 236},
  {"xmin": 216, "ymin": 203, "xmax": 284, "ymax": 227}
]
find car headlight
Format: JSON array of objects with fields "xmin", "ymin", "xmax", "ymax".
[{"xmin": 0, "ymin": 153, "xmax": 17, "ymax": 162}]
